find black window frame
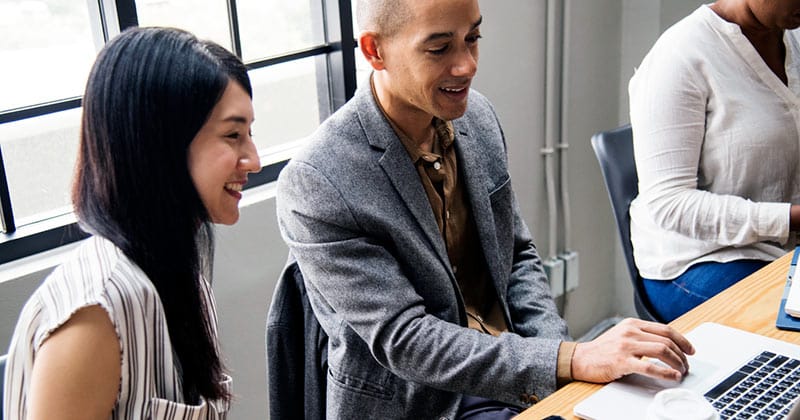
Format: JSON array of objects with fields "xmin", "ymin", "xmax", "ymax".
[{"xmin": 0, "ymin": 0, "xmax": 357, "ymax": 265}]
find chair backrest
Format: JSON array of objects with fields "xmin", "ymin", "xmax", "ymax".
[
  {"xmin": 590, "ymin": 124, "xmax": 662, "ymax": 322},
  {"xmin": 266, "ymin": 259, "xmax": 327, "ymax": 420}
]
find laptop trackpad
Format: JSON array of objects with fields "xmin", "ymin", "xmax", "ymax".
[
  {"xmin": 573, "ymin": 355, "xmax": 723, "ymax": 419},
  {"xmin": 620, "ymin": 357, "xmax": 720, "ymax": 391}
]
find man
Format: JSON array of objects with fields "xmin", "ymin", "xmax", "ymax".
[{"xmin": 275, "ymin": 0, "xmax": 695, "ymax": 418}]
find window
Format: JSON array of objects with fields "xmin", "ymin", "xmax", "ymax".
[
  {"xmin": 0, "ymin": 1, "xmax": 99, "ymax": 111},
  {"xmin": 350, "ymin": 0, "xmax": 372, "ymax": 88},
  {"xmin": 248, "ymin": 58, "xmax": 323, "ymax": 151},
  {"xmin": 0, "ymin": 0, "xmax": 357, "ymax": 263},
  {"xmin": 136, "ymin": 0, "xmax": 232, "ymax": 50},
  {"xmin": 236, "ymin": 0, "xmax": 324, "ymax": 62},
  {"xmin": 1, "ymin": 109, "xmax": 81, "ymax": 224}
]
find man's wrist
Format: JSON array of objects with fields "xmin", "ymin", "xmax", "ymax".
[{"xmin": 557, "ymin": 341, "xmax": 578, "ymax": 387}]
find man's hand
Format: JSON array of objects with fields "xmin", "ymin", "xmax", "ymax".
[{"xmin": 571, "ymin": 318, "xmax": 695, "ymax": 383}]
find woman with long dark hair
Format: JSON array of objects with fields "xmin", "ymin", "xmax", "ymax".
[{"xmin": 4, "ymin": 26, "xmax": 259, "ymax": 419}]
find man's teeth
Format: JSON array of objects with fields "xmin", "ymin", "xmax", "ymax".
[
  {"xmin": 441, "ymin": 87, "xmax": 464, "ymax": 92},
  {"xmin": 225, "ymin": 183, "xmax": 242, "ymax": 192}
]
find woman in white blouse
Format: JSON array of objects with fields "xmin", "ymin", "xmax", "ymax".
[
  {"xmin": 4, "ymin": 27, "xmax": 260, "ymax": 419},
  {"xmin": 629, "ymin": 0, "xmax": 800, "ymax": 322}
]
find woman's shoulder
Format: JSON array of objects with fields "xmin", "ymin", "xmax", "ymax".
[
  {"xmin": 26, "ymin": 236, "xmax": 158, "ymax": 347},
  {"xmin": 633, "ymin": 6, "xmax": 723, "ymax": 85},
  {"xmin": 650, "ymin": 6, "xmax": 719, "ymax": 55},
  {"xmin": 53, "ymin": 236, "xmax": 154, "ymax": 299}
]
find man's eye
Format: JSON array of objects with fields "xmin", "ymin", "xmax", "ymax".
[{"xmin": 428, "ymin": 45, "xmax": 448, "ymax": 55}]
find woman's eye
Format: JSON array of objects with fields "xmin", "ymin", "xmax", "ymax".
[{"xmin": 467, "ymin": 34, "xmax": 482, "ymax": 44}]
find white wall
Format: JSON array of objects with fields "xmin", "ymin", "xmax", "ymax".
[
  {"xmin": 619, "ymin": 0, "xmax": 706, "ymax": 121},
  {"xmin": 0, "ymin": 1, "xmax": 709, "ymax": 418},
  {"xmin": 212, "ymin": 188, "xmax": 286, "ymax": 418},
  {"xmin": 475, "ymin": 0, "xmax": 629, "ymax": 336},
  {"xmin": 560, "ymin": 0, "xmax": 629, "ymax": 333}
]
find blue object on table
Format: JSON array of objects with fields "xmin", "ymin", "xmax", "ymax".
[{"xmin": 775, "ymin": 246, "xmax": 800, "ymax": 331}]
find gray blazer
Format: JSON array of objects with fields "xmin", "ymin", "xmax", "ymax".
[{"xmin": 276, "ymin": 86, "xmax": 570, "ymax": 420}]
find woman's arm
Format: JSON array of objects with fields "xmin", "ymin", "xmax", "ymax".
[
  {"xmin": 27, "ymin": 305, "xmax": 121, "ymax": 420},
  {"xmin": 631, "ymin": 39, "xmax": 790, "ymax": 246}
]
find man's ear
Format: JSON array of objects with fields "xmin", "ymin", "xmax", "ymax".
[{"xmin": 359, "ymin": 31, "xmax": 386, "ymax": 71}]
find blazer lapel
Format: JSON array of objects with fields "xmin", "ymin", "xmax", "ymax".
[
  {"xmin": 453, "ymin": 122, "xmax": 502, "ymax": 284},
  {"xmin": 354, "ymin": 89, "xmax": 451, "ymax": 270},
  {"xmin": 379, "ymin": 142, "xmax": 451, "ymax": 264}
]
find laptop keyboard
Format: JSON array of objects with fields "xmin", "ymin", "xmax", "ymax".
[{"xmin": 704, "ymin": 351, "xmax": 800, "ymax": 419}]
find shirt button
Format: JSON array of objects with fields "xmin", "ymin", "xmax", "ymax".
[
  {"xmin": 433, "ymin": 161, "xmax": 442, "ymax": 170},
  {"xmin": 452, "ymin": 265, "xmax": 458, "ymax": 273}
]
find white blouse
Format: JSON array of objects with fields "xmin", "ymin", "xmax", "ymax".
[
  {"xmin": 629, "ymin": 5, "xmax": 800, "ymax": 279},
  {"xmin": 3, "ymin": 236, "xmax": 231, "ymax": 419}
]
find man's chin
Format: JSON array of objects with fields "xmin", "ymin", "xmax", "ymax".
[
  {"xmin": 437, "ymin": 107, "xmax": 469, "ymax": 121},
  {"xmin": 433, "ymin": 100, "xmax": 470, "ymax": 121}
]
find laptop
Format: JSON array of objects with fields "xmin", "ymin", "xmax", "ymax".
[{"xmin": 574, "ymin": 322, "xmax": 800, "ymax": 420}]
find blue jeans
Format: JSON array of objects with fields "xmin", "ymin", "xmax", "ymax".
[{"xmin": 642, "ymin": 259, "xmax": 769, "ymax": 322}]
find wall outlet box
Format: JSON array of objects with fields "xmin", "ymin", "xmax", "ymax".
[
  {"xmin": 559, "ymin": 251, "xmax": 579, "ymax": 292},
  {"xmin": 543, "ymin": 257, "xmax": 565, "ymax": 297}
]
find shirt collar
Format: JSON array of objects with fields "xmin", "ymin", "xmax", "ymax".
[{"xmin": 370, "ymin": 74, "xmax": 455, "ymax": 163}]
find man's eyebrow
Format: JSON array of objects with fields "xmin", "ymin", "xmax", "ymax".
[{"xmin": 422, "ymin": 15, "xmax": 483, "ymax": 44}]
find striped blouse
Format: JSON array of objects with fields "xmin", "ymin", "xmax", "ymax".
[{"xmin": 3, "ymin": 236, "xmax": 231, "ymax": 419}]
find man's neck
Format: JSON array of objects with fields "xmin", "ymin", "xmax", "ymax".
[{"xmin": 372, "ymin": 73, "xmax": 436, "ymax": 152}]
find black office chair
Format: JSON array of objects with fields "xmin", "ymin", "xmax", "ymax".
[
  {"xmin": 266, "ymin": 259, "xmax": 327, "ymax": 420},
  {"xmin": 591, "ymin": 124, "xmax": 663, "ymax": 322}
]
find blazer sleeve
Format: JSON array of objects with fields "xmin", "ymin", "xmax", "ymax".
[{"xmin": 506, "ymin": 192, "xmax": 570, "ymax": 341}]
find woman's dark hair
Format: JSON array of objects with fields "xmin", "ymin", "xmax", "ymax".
[{"xmin": 73, "ymin": 27, "xmax": 252, "ymax": 403}]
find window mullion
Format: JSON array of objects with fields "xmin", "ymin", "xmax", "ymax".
[
  {"xmin": 321, "ymin": 0, "xmax": 357, "ymax": 112},
  {"xmin": 0, "ymin": 98, "xmax": 82, "ymax": 125},
  {"xmin": 326, "ymin": 0, "xmax": 356, "ymax": 111},
  {"xmin": 0, "ymin": 147, "xmax": 16, "ymax": 234},
  {"xmin": 114, "ymin": 0, "xmax": 139, "ymax": 30},
  {"xmin": 335, "ymin": 0, "xmax": 356, "ymax": 102},
  {"xmin": 226, "ymin": 0, "xmax": 243, "ymax": 57}
]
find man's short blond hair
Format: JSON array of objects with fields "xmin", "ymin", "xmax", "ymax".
[{"xmin": 355, "ymin": 0, "xmax": 413, "ymax": 36}]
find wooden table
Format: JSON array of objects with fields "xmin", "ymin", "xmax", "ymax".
[{"xmin": 515, "ymin": 251, "xmax": 799, "ymax": 420}]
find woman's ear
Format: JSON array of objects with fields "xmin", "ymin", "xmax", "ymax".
[{"xmin": 359, "ymin": 31, "xmax": 386, "ymax": 71}]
